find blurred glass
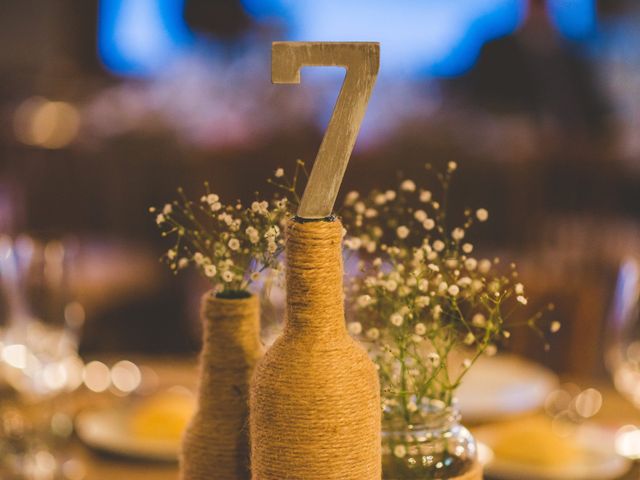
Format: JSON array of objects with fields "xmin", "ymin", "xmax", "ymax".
[
  {"xmin": 0, "ymin": 235, "xmax": 85, "ymax": 479},
  {"xmin": 605, "ymin": 257, "xmax": 640, "ymax": 408}
]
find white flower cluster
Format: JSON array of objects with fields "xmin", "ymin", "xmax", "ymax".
[
  {"xmin": 151, "ymin": 180, "xmax": 291, "ymax": 295},
  {"xmin": 341, "ymin": 162, "xmax": 556, "ymax": 416}
]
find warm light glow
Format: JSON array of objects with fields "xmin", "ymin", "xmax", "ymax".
[
  {"xmin": 574, "ymin": 388, "xmax": 603, "ymax": 418},
  {"xmin": 42, "ymin": 363, "xmax": 68, "ymax": 391},
  {"xmin": 2, "ymin": 344, "xmax": 28, "ymax": 370},
  {"xmin": 13, "ymin": 97, "xmax": 79, "ymax": 149},
  {"xmin": 615, "ymin": 425, "xmax": 640, "ymax": 459},
  {"xmin": 83, "ymin": 361, "xmax": 111, "ymax": 392},
  {"xmin": 110, "ymin": 360, "xmax": 142, "ymax": 393}
]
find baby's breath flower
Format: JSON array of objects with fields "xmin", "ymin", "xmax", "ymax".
[
  {"xmin": 515, "ymin": 283, "xmax": 524, "ymax": 295},
  {"xmin": 163, "ymin": 204, "xmax": 172, "ymax": 215},
  {"xmin": 274, "ymin": 168, "xmax": 284, "ymax": 178},
  {"xmin": 204, "ymin": 265, "xmax": 217, "ymax": 278},
  {"xmin": 465, "ymin": 258, "xmax": 477, "ymax": 271},
  {"xmin": 228, "ymin": 238, "xmax": 240, "ymax": 251},
  {"xmin": 415, "ymin": 296, "xmax": 430, "ymax": 308},
  {"xmin": 419, "ymin": 190, "xmax": 432, "ymax": 202},
  {"xmin": 427, "ymin": 352, "xmax": 440, "ymax": 367},
  {"xmin": 386, "ymin": 280, "xmax": 398, "ymax": 292},
  {"xmin": 550, "ymin": 321, "xmax": 561, "ymax": 333},
  {"xmin": 472, "ymin": 313, "xmax": 486, "ymax": 327},
  {"xmin": 396, "ymin": 226, "xmax": 410, "ymax": 239},
  {"xmin": 390, "ymin": 313, "xmax": 404, "ymax": 327},
  {"xmin": 464, "ymin": 332, "xmax": 475, "ymax": 345},
  {"xmin": 400, "ymin": 179, "xmax": 416, "ymax": 192},
  {"xmin": 476, "ymin": 208, "xmax": 489, "ymax": 222},
  {"xmin": 414, "ymin": 210, "xmax": 427, "ymax": 222},
  {"xmin": 344, "ymin": 191, "xmax": 359, "ymax": 205},
  {"xmin": 433, "ymin": 240, "xmax": 445, "ymax": 252},
  {"xmin": 452, "ymin": 228, "xmax": 465, "ymax": 241},
  {"xmin": 394, "ymin": 445, "xmax": 407, "ymax": 458},
  {"xmin": 478, "ymin": 259, "xmax": 492, "ymax": 274},
  {"xmin": 462, "ymin": 243, "xmax": 473, "ymax": 254},
  {"xmin": 422, "ymin": 219, "xmax": 435, "ymax": 230},
  {"xmin": 344, "ymin": 237, "xmax": 362, "ymax": 250},
  {"xmin": 485, "ymin": 344, "xmax": 497, "ymax": 356},
  {"xmin": 516, "ymin": 295, "xmax": 528, "ymax": 305},
  {"xmin": 448, "ymin": 284, "xmax": 460, "ymax": 296},
  {"xmin": 366, "ymin": 328, "xmax": 380, "ymax": 340},
  {"xmin": 448, "ymin": 161, "xmax": 458, "ymax": 172},
  {"xmin": 462, "ymin": 358, "xmax": 472, "ymax": 369},
  {"xmin": 385, "ymin": 190, "xmax": 397, "ymax": 201},
  {"xmin": 177, "ymin": 258, "xmax": 189, "ymax": 269},
  {"xmin": 348, "ymin": 322, "xmax": 363, "ymax": 335},
  {"xmin": 210, "ymin": 202, "xmax": 222, "ymax": 212},
  {"xmin": 365, "ymin": 208, "xmax": 378, "ymax": 218},
  {"xmin": 222, "ymin": 271, "xmax": 234, "ymax": 283},
  {"xmin": 156, "ymin": 214, "xmax": 165, "ymax": 225},
  {"xmin": 357, "ymin": 294, "xmax": 373, "ymax": 308},
  {"xmin": 250, "ymin": 272, "xmax": 260, "ymax": 281},
  {"xmin": 428, "ymin": 263, "xmax": 439, "ymax": 272},
  {"xmin": 415, "ymin": 323, "xmax": 427, "ymax": 335}
]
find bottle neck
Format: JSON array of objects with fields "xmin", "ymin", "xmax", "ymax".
[
  {"xmin": 201, "ymin": 292, "xmax": 261, "ymax": 364},
  {"xmin": 284, "ymin": 218, "xmax": 346, "ymax": 338}
]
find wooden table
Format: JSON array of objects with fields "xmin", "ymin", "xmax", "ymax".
[{"xmin": 5, "ymin": 359, "xmax": 640, "ymax": 479}]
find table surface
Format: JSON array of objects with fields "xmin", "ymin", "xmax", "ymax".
[{"xmin": 6, "ymin": 358, "xmax": 640, "ymax": 480}]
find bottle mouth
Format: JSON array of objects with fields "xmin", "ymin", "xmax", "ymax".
[
  {"xmin": 215, "ymin": 290, "xmax": 253, "ymax": 300},
  {"xmin": 383, "ymin": 399, "xmax": 462, "ymax": 431},
  {"xmin": 292, "ymin": 215, "xmax": 337, "ymax": 224}
]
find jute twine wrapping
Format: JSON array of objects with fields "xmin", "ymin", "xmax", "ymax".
[
  {"xmin": 180, "ymin": 293, "xmax": 262, "ymax": 480},
  {"xmin": 250, "ymin": 218, "xmax": 381, "ymax": 480},
  {"xmin": 451, "ymin": 462, "xmax": 483, "ymax": 480}
]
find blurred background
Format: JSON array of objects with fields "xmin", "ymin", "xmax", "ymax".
[{"xmin": 2, "ymin": 0, "xmax": 640, "ymax": 478}]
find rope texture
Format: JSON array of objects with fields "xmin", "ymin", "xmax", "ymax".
[
  {"xmin": 180, "ymin": 293, "xmax": 262, "ymax": 480},
  {"xmin": 250, "ymin": 218, "xmax": 381, "ymax": 480}
]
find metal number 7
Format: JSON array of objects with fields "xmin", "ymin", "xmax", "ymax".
[{"xmin": 272, "ymin": 42, "xmax": 380, "ymax": 219}]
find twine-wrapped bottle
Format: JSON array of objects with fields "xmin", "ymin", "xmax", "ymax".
[
  {"xmin": 250, "ymin": 218, "xmax": 381, "ymax": 480},
  {"xmin": 181, "ymin": 292, "xmax": 262, "ymax": 480}
]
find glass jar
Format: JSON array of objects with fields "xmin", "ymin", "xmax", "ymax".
[{"xmin": 382, "ymin": 400, "xmax": 479, "ymax": 479}]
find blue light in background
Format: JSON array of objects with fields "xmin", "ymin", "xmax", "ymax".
[
  {"xmin": 547, "ymin": 0, "xmax": 597, "ymax": 40},
  {"xmin": 97, "ymin": 0, "xmax": 597, "ymax": 78},
  {"xmin": 241, "ymin": 0, "xmax": 528, "ymax": 77},
  {"xmin": 98, "ymin": 0, "xmax": 194, "ymax": 76}
]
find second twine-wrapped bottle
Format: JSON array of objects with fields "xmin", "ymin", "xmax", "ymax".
[{"xmin": 250, "ymin": 217, "xmax": 381, "ymax": 480}]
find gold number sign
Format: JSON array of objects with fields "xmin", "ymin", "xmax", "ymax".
[{"xmin": 272, "ymin": 42, "xmax": 380, "ymax": 219}]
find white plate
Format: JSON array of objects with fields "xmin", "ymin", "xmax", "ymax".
[
  {"xmin": 476, "ymin": 424, "xmax": 631, "ymax": 480},
  {"xmin": 457, "ymin": 355, "xmax": 558, "ymax": 423},
  {"xmin": 75, "ymin": 409, "xmax": 179, "ymax": 462}
]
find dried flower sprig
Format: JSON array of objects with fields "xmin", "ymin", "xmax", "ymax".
[
  {"xmin": 151, "ymin": 179, "xmax": 294, "ymax": 298},
  {"xmin": 340, "ymin": 162, "xmax": 556, "ymax": 422}
]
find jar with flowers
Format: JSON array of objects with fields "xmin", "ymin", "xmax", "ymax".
[{"xmin": 340, "ymin": 162, "xmax": 556, "ymax": 480}]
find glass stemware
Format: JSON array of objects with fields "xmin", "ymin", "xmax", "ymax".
[
  {"xmin": 0, "ymin": 235, "xmax": 85, "ymax": 479},
  {"xmin": 605, "ymin": 257, "xmax": 640, "ymax": 408}
]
